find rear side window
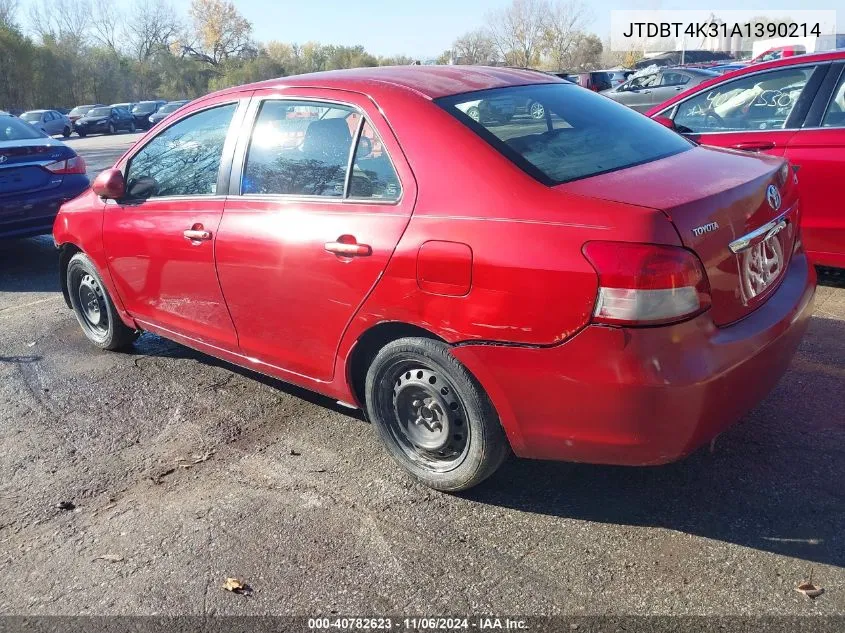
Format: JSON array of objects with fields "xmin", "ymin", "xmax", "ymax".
[
  {"xmin": 125, "ymin": 103, "xmax": 237, "ymax": 198},
  {"xmin": 349, "ymin": 121, "xmax": 401, "ymax": 200},
  {"xmin": 437, "ymin": 83, "xmax": 692, "ymax": 185},
  {"xmin": 673, "ymin": 67, "xmax": 815, "ymax": 133},
  {"xmin": 243, "ymin": 100, "xmax": 355, "ymax": 197},
  {"xmin": 822, "ymin": 70, "xmax": 845, "ymax": 128}
]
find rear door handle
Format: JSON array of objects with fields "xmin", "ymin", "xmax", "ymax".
[
  {"xmin": 731, "ymin": 141, "xmax": 775, "ymax": 152},
  {"xmin": 325, "ymin": 236, "xmax": 371, "ymax": 257}
]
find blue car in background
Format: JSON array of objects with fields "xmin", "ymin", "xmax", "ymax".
[{"xmin": 0, "ymin": 114, "xmax": 89, "ymax": 239}]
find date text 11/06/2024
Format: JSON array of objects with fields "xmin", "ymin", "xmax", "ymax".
[
  {"xmin": 307, "ymin": 617, "xmax": 529, "ymax": 630},
  {"xmin": 622, "ymin": 21, "xmax": 822, "ymax": 39}
]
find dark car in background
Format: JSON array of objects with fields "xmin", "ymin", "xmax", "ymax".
[
  {"xmin": 68, "ymin": 104, "xmax": 104, "ymax": 125},
  {"xmin": 0, "ymin": 114, "xmax": 88, "ymax": 239},
  {"xmin": 74, "ymin": 105, "xmax": 136, "ymax": 137},
  {"xmin": 559, "ymin": 72, "xmax": 612, "ymax": 92},
  {"xmin": 603, "ymin": 67, "xmax": 719, "ymax": 112},
  {"xmin": 147, "ymin": 100, "xmax": 189, "ymax": 127},
  {"xmin": 130, "ymin": 100, "xmax": 167, "ymax": 130}
]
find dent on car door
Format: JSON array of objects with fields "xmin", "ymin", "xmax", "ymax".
[
  {"xmin": 784, "ymin": 64, "xmax": 845, "ymax": 267},
  {"xmin": 216, "ymin": 91, "xmax": 416, "ymax": 382},
  {"xmin": 102, "ymin": 100, "xmax": 247, "ymax": 348},
  {"xmin": 668, "ymin": 64, "xmax": 826, "ymax": 155}
]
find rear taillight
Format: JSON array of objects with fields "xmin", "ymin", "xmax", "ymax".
[
  {"xmin": 582, "ymin": 241, "xmax": 712, "ymax": 326},
  {"xmin": 45, "ymin": 155, "xmax": 86, "ymax": 175}
]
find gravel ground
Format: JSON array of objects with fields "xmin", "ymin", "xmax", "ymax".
[{"xmin": 0, "ymin": 135, "xmax": 843, "ymax": 617}]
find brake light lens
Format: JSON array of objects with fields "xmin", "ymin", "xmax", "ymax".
[
  {"xmin": 45, "ymin": 155, "xmax": 86, "ymax": 175},
  {"xmin": 582, "ymin": 241, "xmax": 711, "ymax": 326}
]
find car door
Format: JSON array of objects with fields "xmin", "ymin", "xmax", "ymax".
[
  {"xmin": 650, "ymin": 70, "xmax": 692, "ymax": 106},
  {"xmin": 216, "ymin": 89, "xmax": 416, "ymax": 382},
  {"xmin": 664, "ymin": 63, "xmax": 828, "ymax": 155},
  {"xmin": 784, "ymin": 63, "xmax": 845, "ymax": 267},
  {"xmin": 40, "ymin": 112, "xmax": 52, "ymax": 135},
  {"xmin": 611, "ymin": 73, "xmax": 659, "ymax": 112},
  {"xmin": 102, "ymin": 98, "xmax": 249, "ymax": 348}
]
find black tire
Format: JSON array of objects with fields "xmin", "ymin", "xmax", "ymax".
[
  {"xmin": 66, "ymin": 253, "xmax": 138, "ymax": 351},
  {"xmin": 108, "ymin": 123, "xmax": 116, "ymax": 135},
  {"xmin": 129, "ymin": 122, "xmax": 136, "ymax": 133},
  {"xmin": 365, "ymin": 337, "xmax": 510, "ymax": 492},
  {"xmin": 77, "ymin": 130, "xmax": 86, "ymax": 138},
  {"xmin": 62, "ymin": 126, "xmax": 71, "ymax": 138}
]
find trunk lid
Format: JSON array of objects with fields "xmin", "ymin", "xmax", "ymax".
[
  {"xmin": 558, "ymin": 146, "xmax": 798, "ymax": 326},
  {"xmin": 0, "ymin": 139, "xmax": 72, "ymax": 197}
]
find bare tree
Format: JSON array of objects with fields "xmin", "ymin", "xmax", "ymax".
[
  {"xmin": 127, "ymin": 0, "xmax": 181, "ymax": 61},
  {"xmin": 181, "ymin": 0, "xmax": 253, "ymax": 66},
  {"xmin": 541, "ymin": 1, "xmax": 591, "ymax": 71},
  {"xmin": 451, "ymin": 29, "xmax": 497, "ymax": 65},
  {"xmin": 0, "ymin": 0, "xmax": 18, "ymax": 28},
  {"xmin": 28, "ymin": 0, "xmax": 91, "ymax": 44},
  {"xmin": 90, "ymin": 0, "xmax": 122, "ymax": 52},
  {"xmin": 487, "ymin": 0, "xmax": 548, "ymax": 67}
]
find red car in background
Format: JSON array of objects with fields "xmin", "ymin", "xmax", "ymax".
[
  {"xmin": 54, "ymin": 67, "xmax": 814, "ymax": 491},
  {"xmin": 648, "ymin": 51, "xmax": 845, "ymax": 269}
]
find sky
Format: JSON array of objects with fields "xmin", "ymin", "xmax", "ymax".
[{"xmin": 15, "ymin": 0, "xmax": 845, "ymax": 60}]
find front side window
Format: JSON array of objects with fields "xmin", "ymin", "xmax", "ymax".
[
  {"xmin": 627, "ymin": 74, "xmax": 658, "ymax": 90},
  {"xmin": 242, "ymin": 100, "xmax": 356, "ymax": 197},
  {"xmin": 124, "ymin": 103, "xmax": 237, "ymax": 199},
  {"xmin": 822, "ymin": 71, "xmax": 845, "ymax": 128},
  {"xmin": 438, "ymin": 83, "xmax": 692, "ymax": 185},
  {"xmin": 673, "ymin": 67, "xmax": 815, "ymax": 133}
]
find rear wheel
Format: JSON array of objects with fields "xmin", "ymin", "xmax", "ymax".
[
  {"xmin": 365, "ymin": 338, "xmax": 510, "ymax": 492},
  {"xmin": 66, "ymin": 253, "xmax": 137, "ymax": 351},
  {"xmin": 466, "ymin": 106, "xmax": 481, "ymax": 122},
  {"xmin": 77, "ymin": 130, "xmax": 86, "ymax": 138},
  {"xmin": 529, "ymin": 101, "xmax": 545, "ymax": 119}
]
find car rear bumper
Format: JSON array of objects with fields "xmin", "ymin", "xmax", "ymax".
[
  {"xmin": 452, "ymin": 252, "xmax": 816, "ymax": 465},
  {"xmin": 0, "ymin": 175, "xmax": 89, "ymax": 239}
]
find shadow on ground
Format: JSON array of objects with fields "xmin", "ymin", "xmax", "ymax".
[{"xmin": 0, "ymin": 236, "xmax": 59, "ymax": 293}]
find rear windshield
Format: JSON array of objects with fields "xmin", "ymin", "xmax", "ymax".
[
  {"xmin": 70, "ymin": 105, "xmax": 94, "ymax": 116},
  {"xmin": 133, "ymin": 101, "xmax": 158, "ymax": 113},
  {"xmin": 1, "ymin": 116, "xmax": 46, "ymax": 140},
  {"xmin": 159, "ymin": 103, "xmax": 182, "ymax": 114},
  {"xmin": 89, "ymin": 107, "xmax": 111, "ymax": 117},
  {"xmin": 436, "ymin": 83, "xmax": 692, "ymax": 185}
]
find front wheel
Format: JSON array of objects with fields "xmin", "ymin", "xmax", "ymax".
[
  {"xmin": 62, "ymin": 126, "xmax": 71, "ymax": 138},
  {"xmin": 77, "ymin": 130, "xmax": 86, "ymax": 137},
  {"xmin": 67, "ymin": 253, "xmax": 138, "ymax": 351},
  {"xmin": 365, "ymin": 338, "xmax": 510, "ymax": 492},
  {"xmin": 529, "ymin": 101, "xmax": 546, "ymax": 119},
  {"xmin": 129, "ymin": 122, "xmax": 136, "ymax": 133},
  {"xmin": 108, "ymin": 123, "xmax": 116, "ymax": 135}
]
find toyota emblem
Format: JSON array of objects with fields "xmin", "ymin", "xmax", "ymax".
[{"xmin": 766, "ymin": 184, "xmax": 781, "ymax": 211}]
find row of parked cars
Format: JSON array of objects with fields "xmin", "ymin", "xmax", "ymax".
[{"xmin": 1, "ymin": 100, "xmax": 189, "ymax": 139}]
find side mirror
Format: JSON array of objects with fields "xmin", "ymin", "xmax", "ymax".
[
  {"xmin": 92, "ymin": 168, "xmax": 125, "ymax": 200},
  {"xmin": 653, "ymin": 115, "xmax": 676, "ymax": 130}
]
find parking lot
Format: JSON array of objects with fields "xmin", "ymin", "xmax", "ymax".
[{"xmin": 1, "ymin": 132, "xmax": 844, "ymax": 616}]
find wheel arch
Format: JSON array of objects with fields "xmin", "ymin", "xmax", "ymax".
[{"xmin": 346, "ymin": 321, "xmax": 445, "ymax": 410}]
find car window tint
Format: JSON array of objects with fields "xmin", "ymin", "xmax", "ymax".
[
  {"xmin": 438, "ymin": 83, "xmax": 692, "ymax": 185},
  {"xmin": 661, "ymin": 72, "xmax": 689, "ymax": 86},
  {"xmin": 348, "ymin": 120, "xmax": 401, "ymax": 201},
  {"xmin": 822, "ymin": 71, "xmax": 845, "ymax": 128},
  {"xmin": 242, "ymin": 100, "xmax": 355, "ymax": 197},
  {"xmin": 125, "ymin": 103, "xmax": 237, "ymax": 199},
  {"xmin": 673, "ymin": 67, "xmax": 814, "ymax": 133}
]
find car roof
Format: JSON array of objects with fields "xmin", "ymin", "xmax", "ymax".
[
  {"xmin": 23, "ymin": 109, "xmax": 47, "ymax": 114},
  {"xmin": 645, "ymin": 49, "xmax": 845, "ymax": 116},
  {"xmin": 210, "ymin": 65, "xmax": 563, "ymax": 101}
]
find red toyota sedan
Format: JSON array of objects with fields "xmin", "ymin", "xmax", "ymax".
[
  {"xmin": 647, "ymin": 50, "xmax": 845, "ymax": 269},
  {"xmin": 53, "ymin": 66, "xmax": 815, "ymax": 491}
]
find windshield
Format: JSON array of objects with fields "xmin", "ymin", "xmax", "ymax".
[
  {"xmin": 88, "ymin": 107, "xmax": 111, "ymax": 117},
  {"xmin": 132, "ymin": 102, "xmax": 158, "ymax": 114},
  {"xmin": 70, "ymin": 105, "xmax": 93, "ymax": 116},
  {"xmin": 158, "ymin": 103, "xmax": 182, "ymax": 114},
  {"xmin": 437, "ymin": 83, "xmax": 692, "ymax": 185},
  {"xmin": 21, "ymin": 112, "xmax": 41, "ymax": 122},
  {"xmin": 1, "ymin": 116, "xmax": 46, "ymax": 140}
]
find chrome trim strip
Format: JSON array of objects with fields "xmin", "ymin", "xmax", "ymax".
[{"xmin": 729, "ymin": 212, "xmax": 790, "ymax": 254}]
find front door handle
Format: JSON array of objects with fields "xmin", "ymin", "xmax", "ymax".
[
  {"xmin": 325, "ymin": 236, "xmax": 372, "ymax": 257},
  {"xmin": 184, "ymin": 223, "xmax": 211, "ymax": 241},
  {"xmin": 731, "ymin": 141, "xmax": 775, "ymax": 152}
]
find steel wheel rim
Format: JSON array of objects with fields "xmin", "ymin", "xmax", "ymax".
[
  {"xmin": 383, "ymin": 361, "xmax": 470, "ymax": 473},
  {"xmin": 75, "ymin": 272, "xmax": 109, "ymax": 337},
  {"xmin": 530, "ymin": 102, "xmax": 545, "ymax": 119}
]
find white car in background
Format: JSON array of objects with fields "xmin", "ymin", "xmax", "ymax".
[
  {"xmin": 456, "ymin": 96, "xmax": 516, "ymax": 123},
  {"xmin": 20, "ymin": 109, "xmax": 73, "ymax": 137}
]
